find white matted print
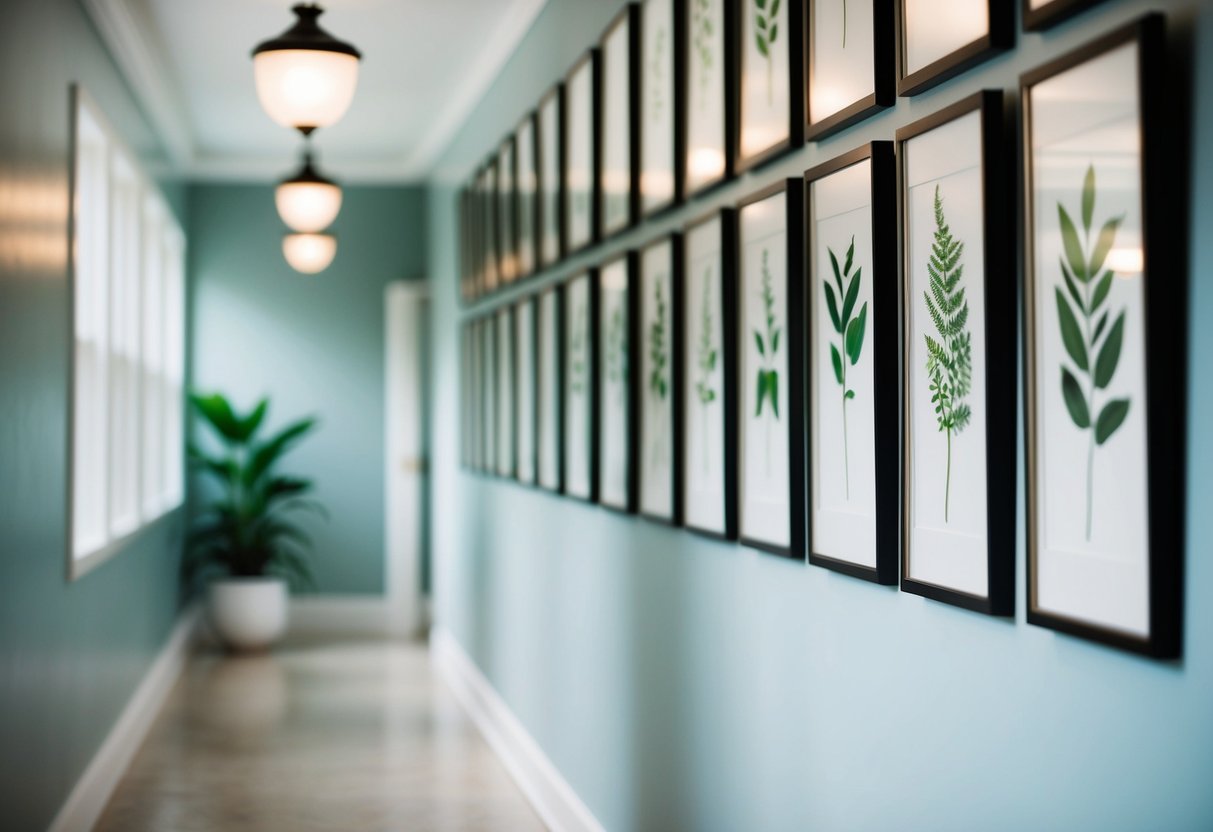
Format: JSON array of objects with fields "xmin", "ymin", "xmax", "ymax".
[
  {"xmin": 809, "ymin": 159, "xmax": 877, "ymax": 569},
  {"xmin": 539, "ymin": 88, "xmax": 562, "ymax": 267},
  {"xmin": 686, "ymin": 0, "xmax": 727, "ymax": 193},
  {"xmin": 515, "ymin": 298, "xmax": 537, "ymax": 484},
  {"xmin": 640, "ymin": 239, "xmax": 676, "ymax": 520},
  {"xmin": 480, "ymin": 167, "xmax": 499, "ymax": 294},
  {"xmin": 601, "ymin": 13, "xmax": 634, "ymax": 236},
  {"xmin": 808, "ymin": 0, "xmax": 878, "ymax": 128},
  {"xmin": 902, "ymin": 0, "xmax": 988, "ymax": 77},
  {"xmin": 566, "ymin": 56, "xmax": 595, "ymax": 252},
  {"xmin": 516, "ymin": 116, "xmax": 537, "ymax": 277},
  {"xmin": 598, "ymin": 257, "xmax": 632, "ymax": 509},
  {"xmin": 641, "ymin": 0, "xmax": 676, "ymax": 213},
  {"xmin": 481, "ymin": 316, "xmax": 496, "ymax": 469},
  {"xmin": 537, "ymin": 287, "xmax": 562, "ymax": 491},
  {"xmin": 564, "ymin": 274, "xmax": 594, "ymax": 499},
  {"xmin": 497, "ymin": 139, "xmax": 517, "ymax": 283},
  {"xmin": 739, "ymin": 0, "xmax": 791, "ymax": 163},
  {"xmin": 495, "ymin": 307, "xmax": 515, "ymax": 476}
]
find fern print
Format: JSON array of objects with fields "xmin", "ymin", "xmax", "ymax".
[
  {"xmin": 570, "ymin": 300, "xmax": 587, "ymax": 395},
  {"xmin": 824, "ymin": 236, "xmax": 867, "ymax": 499},
  {"xmin": 754, "ymin": 0, "xmax": 781, "ymax": 105},
  {"xmin": 754, "ymin": 248, "xmax": 781, "ymax": 473},
  {"xmin": 1055, "ymin": 164, "xmax": 1130, "ymax": 541},
  {"xmin": 649, "ymin": 279, "xmax": 669, "ymax": 400},
  {"xmin": 695, "ymin": 268, "xmax": 718, "ymax": 471},
  {"xmin": 923, "ymin": 186, "xmax": 973, "ymax": 523},
  {"xmin": 692, "ymin": 0, "xmax": 714, "ymax": 107}
]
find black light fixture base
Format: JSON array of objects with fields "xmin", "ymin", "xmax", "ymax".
[{"xmin": 252, "ymin": 4, "xmax": 362, "ymax": 59}]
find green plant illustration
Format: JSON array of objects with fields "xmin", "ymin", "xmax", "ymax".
[
  {"xmin": 1055, "ymin": 164, "xmax": 1130, "ymax": 541},
  {"xmin": 754, "ymin": 0, "xmax": 781, "ymax": 105},
  {"xmin": 754, "ymin": 248, "xmax": 781, "ymax": 473},
  {"xmin": 650, "ymin": 26, "xmax": 667, "ymax": 125},
  {"xmin": 695, "ymin": 268, "xmax": 718, "ymax": 471},
  {"xmin": 825, "ymin": 236, "xmax": 867, "ymax": 499},
  {"xmin": 570, "ymin": 300, "xmax": 587, "ymax": 395},
  {"xmin": 649, "ymin": 280, "xmax": 669, "ymax": 400},
  {"xmin": 606, "ymin": 298, "xmax": 627, "ymax": 398},
  {"xmin": 692, "ymin": 0, "xmax": 714, "ymax": 107},
  {"xmin": 923, "ymin": 185, "xmax": 973, "ymax": 523}
]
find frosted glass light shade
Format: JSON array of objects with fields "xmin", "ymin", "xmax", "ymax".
[
  {"xmin": 283, "ymin": 232, "xmax": 337, "ymax": 274},
  {"xmin": 254, "ymin": 49, "xmax": 359, "ymax": 132},
  {"xmin": 276, "ymin": 180, "xmax": 342, "ymax": 232}
]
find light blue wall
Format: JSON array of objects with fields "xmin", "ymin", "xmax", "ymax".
[
  {"xmin": 0, "ymin": 1, "xmax": 188, "ymax": 829},
  {"xmin": 428, "ymin": 1, "xmax": 1213, "ymax": 829},
  {"xmin": 189, "ymin": 184, "xmax": 427, "ymax": 594}
]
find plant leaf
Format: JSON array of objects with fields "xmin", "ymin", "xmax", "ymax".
[
  {"xmin": 1095, "ymin": 398, "xmax": 1130, "ymax": 445},
  {"xmin": 245, "ymin": 417, "xmax": 317, "ymax": 487},
  {"xmin": 1088, "ymin": 216, "xmax": 1124, "ymax": 278},
  {"xmin": 845, "ymin": 390, "xmax": 855, "ymax": 400},
  {"xmin": 824, "ymin": 282, "xmax": 842, "ymax": 333},
  {"xmin": 843, "ymin": 237, "xmax": 854, "ymax": 276},
  {"xmin": 1093, "ymin": 311, "xmax": 1109, "ymax": 343},
  {"xmin": 238, "ymin": 399, "xmax": 270, "ymax": 442},
  {"xmin": 1081, "ymin": 165, "xmax": 1096, "ymax": 233},
  {"xmin": 845, "ymin": 303, "xmax": 867, "ymax": 366},
  {"xmin": 769, "ymin": 372, "xmax": 779, "ymax": 419},
  {"xmin": 1090, "ymin": 269, "xmax": 1114, "ymax": 313},
  {"xmin": 830, "ymin": 344, "xmax": 844, "ymax": 385},
  {"xmin": 828, "ymin": 247, "xmax": 843, "ymax": 295},
  {"xmin": 1055, "ymin": 287, "xmax": 1088, "ymax": 372},
  {"xmin": 1094, "ymin": 312, "xmax": 1125, "ymax": 390},
  {"xmin": 1060, "ymin": 259, "xmax": 1085, "ymax": 316},
  {"xmin": 754, "ymin": 331, "xmax": 765, "ymax": 357},
  {"xmin": 1058, "ymin": 205, "xmax": 1088, "ymax": 283},
  {"xmin": 1061, "ymin": 367, "xmax": 1090, "ymax": 428},
  {"xmin": 190, "ymin": 393, "xmax": 243, "ymax": 443},
  {"xmin": 841, "ymin": 267, "xmax": 861, "ymax": 326},
  {"xmin": 768, "ymin": 22, "xmax": 778, "ymax": 43}
]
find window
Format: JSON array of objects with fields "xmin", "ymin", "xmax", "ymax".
[{"xmin": 70, "ymin": 88, "xmax": 187, "ymax": 576}]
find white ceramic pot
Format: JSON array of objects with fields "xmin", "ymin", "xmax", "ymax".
[{"xmin": 207, "ymin": 577, "xmax": 289, "ymax": 652}]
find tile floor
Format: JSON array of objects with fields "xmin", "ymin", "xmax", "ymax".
[{"xmin": 95, "ymin": 636, "xmax": 545, "ymax": 832}]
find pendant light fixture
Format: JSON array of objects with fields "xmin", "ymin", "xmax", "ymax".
[
  {"xmin": 276, "ymin": 150, "xmax": 343, "ymax": 232},
  {"xmin": 283, "ymin": 232, "xmax": 338, "ymax": 274},
  {"xmin": 252, "ymin": 4, "xmax": 362, "ymax": 136}
]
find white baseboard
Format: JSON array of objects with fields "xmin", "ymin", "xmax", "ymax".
[
  {"xmin": 288, "ymin": 594, "xmax": 391, "ymax": 636},
  {"xmin": 430, "ymin": 627, "xmax": 605, "ymax": 832},
  {"xmin": 49, "ymin": 603, "xmax": 203, "ymax": 832}
]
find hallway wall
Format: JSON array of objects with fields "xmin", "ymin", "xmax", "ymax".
[
  {"xmin": 427, "ymin": 1, "xmax": 1213, "ymax": 829},
  {"xmin": 0, "ymin": 1, "xmax": 188, "ymax": 830},
  {"xmin": 188, "ymin": 184, "xmax": 427, "ymax": 595}
]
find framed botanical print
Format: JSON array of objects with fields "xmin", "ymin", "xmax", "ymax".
[
  {"xmin": 1022, "ymin": 16, "xmax": 1181, "ymax": 657},
  {"xmin": 538, "ymin": 85, "xmax": 565, "ymax": 268},
  {"xmin": 806, "ymin": 0, "xmax": 894, "ymax": 140},
  {"xmin": 639, "ymin": 235, "xmax": 682, "ymax": 523},
  {"xmin": 565, "ymin": 51, "xmax": 599, "ymax": 255},
  {"xmin": 736, "ymin": 0, "xmax": 804, "ymax": 171},
  {"xmin": 516, "ymin": 113, "xmax": 539, "ymax": 279},
  {"xmin": 515, "ymin": 297, "xmax": 538, "ymax": 485},
  {"xmin": 460, "ymin": 322, "xmax": 472, "ymax": 466},
  {"xmin": 497, "ymin": 137, "xmax": 518, "ymax": 284},
  {"xmin": 598, "ymin": 252, "xmax": 638, "ymax": 512},
  {"xmin": 537, "ymin": 286, "xmax": 564, "ymax": 492},
  {"xmin": 736, "ymin": 180, "xmax": 805, "ymax": 558},
  {"xmin": 897, "ymin": 0, "xmax": 1013, "ymax": 97},
  {"xmin": 640, "ymin": 0, "xmax": 680, "ymax": 216},
  {"xmin": 805, "ymin": 143, "xmax": 899, "ymax": 584},
  {"xmin": 1023, "ymin": 0, "xmax": 1110, "ymax": 32},
  {"xmin": 897, "ymin": 91, "xmax": 1016, "ymax": 614},
  {"xmin": 495, "ymin": 306, "xmax": 516, "ymax": 477},
  {"xmin": 481, "ymin": 165, "xmax": 500, "ymax": 295},
  {"xmin": 682, "ymin": 210, "xmax": 737, "ymax": 539},
  {"xmin": 600, "ymin": 5, "xmax": 639, "ymax": 238},
  {"xmin": 563, "ymin": 271, "xmax": 598, "ymax": 501},
  {"xmin": 480, "ymin": 314, "xmax": 497, "ymax": 471},
  {"xmin": 685, "ymin": 0, "xmax": 730, "ymax": 197}
]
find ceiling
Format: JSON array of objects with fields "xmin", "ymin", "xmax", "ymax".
[{"xmin": 83, "ymin": 0, "xmax": 547, "ymax": 182}]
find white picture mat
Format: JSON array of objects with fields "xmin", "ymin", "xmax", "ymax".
[
  {"xmin": 498, "ymin": 142, "xmax": 516, "ymax": 282},
  {"xmin": 516, "ymin": 300, "xmax": 537, "ymax": 484},
  {"xmin": 903, "ymin": 0, "xmax": 989, "ymax": 76},
  {"xmin": 683, "ymin": 218, "xmax": 727, "ymax": 534},
  {"xmin": 539, "ymin": 93, "xmax": 561, "ymax": 265},
  {"xmin": 640, "ymin": 240, "xmax": 674, "ymax": 518},
  {"xmin": 564, "ymin": 275, "xmax": 593, "ymax": 498},
  {"xmin": 599, "ymin": 260, "xmax": 631, "ymax": 507},
  {"xmin": 809, "ymin": 159, "xmax": 877, "ymax": 568},
  {"xmin": 810, "ymin": 0, "xmax": 876, "ymax": 124},
  {"xmin": 517, "ymin": 119, "xmax": 537, "ymax": 276},
  {"xmin": 904, "ymin": 110, "xmax": 990, "ymax": 596},
  {"xmin": 496, "ymin": 308, "xmax": 515, "ymax": 475},
  {"xmin": 641, "ymin": 0, "xmax": 676, "ymax": 211},
  {"xmin": 566, "ymin": 61, "xmax": 594, "ymax": 251},
  {"xmin": 739, "ymin": 0, "xmax": 791, "ymax": 160},
  {"xmin": 1030, "ymin": 43, "xmax": 1150, "ymax": 637},
  {"xmin": 602, "ymin": 21, "xmax": 632, "ymax": 235},
  {"xmin": 686, "ymin": 0, "xmax": 727, "ymax": 192},
  {"xmin": 537, "ymin": 289, "xmax": 561, "ymax": 489},
  {"xmin": 739, "ymin": 191, "xmax": 791, "ymax": 547}
]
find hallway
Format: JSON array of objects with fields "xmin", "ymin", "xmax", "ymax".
[{"xmin": 95, "ymin": 638, "xmax": 543, "ymax": 832}]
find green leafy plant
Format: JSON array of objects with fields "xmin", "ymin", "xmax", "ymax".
[
  {"xmin": 754, "ymin": 0, "xmax": 781, "ymax": 105},
  {"xmin": 754, "ymin": 248, "xmax": 781, "ymax": 472},
  {"xmin": 186, "ymin": 393, "xmax": 322, "ymax": 589},
  {"xmin": 570, "ymin": 300, "xmax": 588, "ymax": 395},
  {"xmin": 825, "ymin": 236, "xmax": 867, "ymax": 499},
  {"xmin": 649, "ymin": 26, "xmax": 667, "ymax": 125},
  {"xmin": 692, "ymin": 0, "xmax": 714, "ymax": 106},
  {"xmin": 923, "ymin": 185, "xmax": 973, "ymax": 523},
  {"xmin": 1055, "ymin": 164, "xmax": 1130, "ymax": 541},
  {"xmin": 649, "ymin": 279, "xmax": 669, "ymax": 400},
  {"xmin": 607, "ymin": 298, "xmax": 628, "ymax": 398},
  {"xmin": 695, "ymin": 269, "xmax": 718, "ymax": 470}
]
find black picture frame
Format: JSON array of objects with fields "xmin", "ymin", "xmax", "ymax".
[
  {"xmin": 1021, "ymin": 15, "xmax": 1182, "ymax": 658},
  {"xmin": 683, "ymin": 0, "xmax": 737, "ymax": 200},
  {"xmin": 895, "ymin": 90, "xmax": 1016, "ymax": 614},
  {"xmin": 805, "ymin": 0, "xmax": 896, "ymax": 141},
  {"xmin": 599, "ymin": 4, "xmax": 641, "ymax": 240},
  {"xmin": 596, "ymin": 250, "xmax": 640, "ymax": 514},
  {"xmin": 735, "ymin": 178, "xmax": 806, "ymax": 560},
  {"xmin": 564, "ymin": 50, "xmax": 602, "ymax": 256},
  {"xmin": 734, "ymin": 0, "xmax": 806, "ymax": 173},
  {"xmin": 537, "ymin": 284, "xmax": 566, "ymax": 494},
  {"xmin": 896, "ymin": 0, "xmax": 1013, "ymax": 97},
  {"xmin": 803, "ymin": 142, "xmax": 899, "ymax": 584},
  {"xmin": 563, "ymin": 269, "xmax": 600, "ymax": 503},
  {"xmin": 1022, "ymin": 0, "xmax": 1110, "ymax": 32},
  {"xmin": 638, "ymin": 0, "xmax": 687, "ymax": 219},
  {"xmin": 536, "ymin": 83, "xmax": 567, "ymax": 271}
]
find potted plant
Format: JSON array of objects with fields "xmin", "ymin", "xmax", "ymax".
[{"xmin": 187, "ymin": 393, "xmax": 321, "ymax": 651}]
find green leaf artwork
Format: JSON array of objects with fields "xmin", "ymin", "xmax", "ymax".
[
  {"xmin": 923, "ymin": 185, "xmax": 973, "ymax": 523},
  {"xmin": 649, "ymin": 25, "xmax": 667, "ymax": 125},
  {"xmin": 1055, "ymin": 164, "xmax": 1130, "ymax": 541},
  {"xmin": 649, "ymin": 278, "xmax": 669, "ymax": 401},
  {"xmin": 825, "ymin": 236, "xmax": 867, "ymax": 499},
  {"xmin": 570, "ymin": 300, "xmax": 587, "ymax": 395},
  {"xmin": 754, "ymin": 248, "xmax": 781, "ymax": 473},
  {"xmin": 754, "ymin": 0, "xmax": 781, "ymax": 105},
  {"xmin": 692, "ymin": 0, "xmax": 714, "ymax": 107},
  {"xmin": 606, "ymin": 297, "xmax": 628, "ymax": 403},
  {"xmin": 695, "ymin": 268, "xmax": 718, "ymax": 470}
]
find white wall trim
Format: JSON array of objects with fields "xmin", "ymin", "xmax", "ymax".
[
  {"xmin": 430, "ymin": 627, "xmax": 605, "ymax": 832},
  {"xmin": 49, "ymin": 603, "xmax": 202, "ymax": 832},
  {"xmin": 287, "ymin": 595, "xmax": 390, "ymax": 636}
]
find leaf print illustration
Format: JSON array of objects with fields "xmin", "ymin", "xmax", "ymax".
[
  {"xmin": 924, "ymin": 186, "xmax": 972, "ymax": 523},
  {"xmin": 570, "ymin": 300, "xmax": 587, "ymax": 395},
  {"xmin": 692, "ymin": 0, "xmax": 714, "ymax": 107},
  {"xmin": 648, "ymin": 277, "xmax": 669, "ymax": 467},
  {"xmin": 754, "ymin": 248, "xmax": 781, "ymax": 473},
  {"xmin": 754, "ymin": 0, "xmax": 781, "ymax": 106},
  {"xmin": 825, "ymin": 236, "xmax": 867, "ymax": 499},
  {"xmin": 1055, "ymin": 164, "xmax": 1130, "ymax": 541},
  {"xmin": 607, "ymin": 300, "xmax": 627, "ymax": 402},
  {"xmin": 650, "ymin": 26, "xmax": 667, "ymax": 125},
  {"xmin": 695, "ymin": 268, "xmax": 718, "ymax": 471}
]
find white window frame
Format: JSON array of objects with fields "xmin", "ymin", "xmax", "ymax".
[{"xmin": 68, "ymin": 86, "xmax": 187, "ymax": 580}]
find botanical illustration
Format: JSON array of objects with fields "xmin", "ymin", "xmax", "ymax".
[
  {"xmin": 649, "ymin": 24, "xmax": 667, "ymax": 125},
  {"xmin": 607, "ymin": 299, "xmax": 628, "ymax": 400},
  {"xmin": 754, "ymin": 0, "xmax": 781, "ymax": 105},
  {"xmin": 648, "ymin": 277, "xmax": 669, "ymax": 467},
  {"xmin": 923, "ymin": 186, "xmax": 972, "ymax": 523},
  {"xmin": 1055, "ymin": 164, "xmax": 1130, "ymax": 541},
  {"xmin": 753, "ymin": 248, "xmax": 781, "ymax": 473},
  {"xmin": 824, "ymin": 236, "xmax": 867, "ymax": 498},
  {"xmin": 692, "ymin": 0, "xmax": 714, "ymax": 106},
  {"xmin": 695, "ymin": 268, "xmax": 718, "ymax": 471},
  {"xmin": 570, "ymin": 300, "xmax": 587, "ymax": 395}
]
